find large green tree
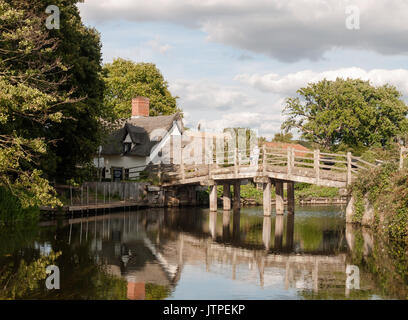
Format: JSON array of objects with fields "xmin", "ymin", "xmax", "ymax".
[
  {"xmin": 40, "ymin": 0, "xmax": 105, "ymax": 181},
  {"xmin": 282, "ymin": 78, "xmax": 408, "ymax": 151},
  {"xmin": 0, "ymin": 0, "xmax": 66, "ymax": 207},
  {"xmin": 103, "ymin": 58, "xmax": 180, "ymax": 119},
  {"xmin": 0, "ymin": 0, "xmax": 104, "ymax": 207}
]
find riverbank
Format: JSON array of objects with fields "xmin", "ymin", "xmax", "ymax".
[{"xmin": 348, "ymin": 163, "xmax": 408, "ymax": 245}]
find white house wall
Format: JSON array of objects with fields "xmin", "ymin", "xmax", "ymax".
[
  {"xmin": 148, "ymin": 121, "xmax": 181, "ymax": 165},
  {"xmin": 103, "ymin": 155, "xmax": 146, "ymax": 179},
  {"xmin": 101, "ymin": 121, "xmax": 182, "ymax": 180}
]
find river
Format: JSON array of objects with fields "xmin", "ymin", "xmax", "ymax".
[{"xmin": 0, "ymin": 205, "xmax": 407, "ymax": 299}]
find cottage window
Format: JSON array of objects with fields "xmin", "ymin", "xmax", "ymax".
[{"xmin": 123, "ymin": 142, "xmax": 132, "ymax": 154}]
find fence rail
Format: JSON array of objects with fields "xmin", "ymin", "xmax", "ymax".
[{"xmin": 155, "ymin": 146, "xmax": 381, "ymax": 188}]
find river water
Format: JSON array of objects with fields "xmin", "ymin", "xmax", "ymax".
[{"xmin": 1, "ymin": 205, "xmax": 407, "ymax": 299}]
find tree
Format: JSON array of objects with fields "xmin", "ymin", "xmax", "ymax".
[
  {"xmin": 103, "ymin": 58, "xmax": 180, "ymax": 119},
  {"xmin": 40, "ymin": 0, "xmax": 105, "ymax": 182},
  {"xmin": 0, "ymin": 0, "xmax": 105, "ymax": 207},
  {"xmin": 0, "ymin": 0, "xmax": 67, "ymax": 207},
  {"xmin": 272, "ymin": 132, "xmax": 293, "ymax": 143},
  {"xmin": 282, "ymin": 78, "xmax": 408, "ymax": 152}
]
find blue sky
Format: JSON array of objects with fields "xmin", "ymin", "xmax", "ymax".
[{"xmin": 78, "ymin": 0, "xmax": 408, "ymax": 139}]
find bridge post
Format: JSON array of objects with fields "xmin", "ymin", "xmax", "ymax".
[
  {"xmin": 314, "ymin": 149, "xmax": 320, "ymax": 184},
  {"xmin": 223, "ymin": 183, "xmax": 231, "ymax": 210},
  {"xmin": 262, "ymin": 144, "xmax": 266, "ymax": 175},
  {"xmin": 180, "ymin": 145, "xmax": 185, "ymax": 180},
  {"xmin": 275, "ymin": 180, "xmax": 284, "ymax": 215},
  {"xmin": 234, "ymin": 148, "xmax": 238, "ymax": 176},
  {"xmin": 263, "ymin": 178, "xmax": 272, "ymax": 216},
  {"xmin": 287, "ymin": 147, "xmax": 293, "ymax": 176},
  {"xmin": 209, "ymin": 183, "xmax": 218, "ymax": 212},
  {"xmin": 287, "ymin": 181, "xmax": 295, "ymax": 214},
  {"xmin": 233, "ymin": 180, "xmax": 241, "ymax": 209},
  {"xmin": 346, "ymin": 194, "xmax": 354, "ymax": 223}
]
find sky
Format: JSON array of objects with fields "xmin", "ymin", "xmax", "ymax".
[{"xmin": 78, "ymin": 0, "xmax": 408, "ymax": 140}]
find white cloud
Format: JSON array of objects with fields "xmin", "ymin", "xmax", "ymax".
[
  {"xmin": 147, "ymin": 39, "xmax": 172, "ymax": 54},
  {"xmin": 78, "ymin": 0, "xmax": 408, "ymax": 62},
  {"xmin": 170, "ymin": 79, "xmax": 255, "ymax": 111},
  {"xmin": 169, "ymin": 78, "xmax": 285, "ymax": 138},
  {"xmin": 235, "ymin": 68, "xmax": 408, "ymax": 97}
]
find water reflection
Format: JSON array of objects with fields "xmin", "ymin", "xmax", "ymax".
[
  {"xmin": 2, "ymin": 206, "xmax": 408, "ymax": 300},
  {"xmin": 54, "ymin": 207, "xmax": 353, "ymax": 299}
]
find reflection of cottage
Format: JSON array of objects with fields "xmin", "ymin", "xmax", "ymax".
[{"xmin": 97, "ymin": 97, "xmax": 184, "ymax": 181}]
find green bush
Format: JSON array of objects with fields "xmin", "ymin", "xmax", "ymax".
[{"xmin": 0, "ymin": 187, "xmax": 40, "ymax": 225}]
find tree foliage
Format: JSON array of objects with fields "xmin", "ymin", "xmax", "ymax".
[
  {"xmin": 272, "ymin": 131, "xmax": 293, "ymax": 143},
  {"xmin": 0, "ymin": 0, "xmax": 104, "ymax": 207},
  {"xmin": 39, "ymin": 0, "xmax": 105, "ymax": 182},
  {"xmin": 0, "ymin": 0, "xmax": 66, "ymax": 207},
  {"xmin": 103, "ymin": 58, "xmax": 180, "ymax": 119},
  {"xmin": 282, "ymin": 78, "xmax": 408, "ymax": 152}
]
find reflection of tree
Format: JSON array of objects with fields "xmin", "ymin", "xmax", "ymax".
[
  {"xmin": 348, "ymin": 227, "xmax": 408, "ymax": 299},
  {"xmin": 0, "ymin": 214, "xmax": 127, "ymax": 299},
  {"xmin": 0, "ymin": 251, "xmax": 60, "ymax": 299},
  {"xmin": 37, "ymin": 225, "xmax": 128, "ymax": 299}
]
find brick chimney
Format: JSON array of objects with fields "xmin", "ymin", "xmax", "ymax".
[{"xmin": 131, "ymin": 96, "xmax": 150, "ymax": 118}]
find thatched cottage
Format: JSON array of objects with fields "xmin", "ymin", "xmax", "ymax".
[{"xmin": 97, "ymin": 97, "xmax": 184, "ymax": 181}]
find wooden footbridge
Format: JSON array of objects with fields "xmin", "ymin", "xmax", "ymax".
[{"xmin": 153, "ymin": 145, "xmax": 379, "ymax": 215}]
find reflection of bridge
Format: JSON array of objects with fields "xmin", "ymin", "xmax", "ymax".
[
  {"xmin": 49, "ymin": 208, "xmax": 375, "ymax": 299},
  {"xmin": 157, "ymin": 145, "xmax": 377, "ymax": 215}
]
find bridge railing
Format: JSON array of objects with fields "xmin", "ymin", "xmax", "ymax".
[
  {"xmin": 262, "ymin": 146, "xmax": 378, "ymax": 185},
  {"xmin": 151, "ymin": 145, "xmax": 380, "ymax": 185}
]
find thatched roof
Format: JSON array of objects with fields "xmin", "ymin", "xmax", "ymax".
[{"xmin": 100, "ymin": 113, "xmax": 183, "ymax": 157}]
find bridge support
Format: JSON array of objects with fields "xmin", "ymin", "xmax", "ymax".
[
  {"xmin": 346, "ymin": 195, "xmax": 354, "ymax": 223},
  {"xmin": 287, "ymin": 181, "xmax": 295, "ymax": 214},
  {"xmin": 223, "ymin": 183, "xmax": 231, "ymax": 210},
  {"xmin": 233, "ymin": 181, "xmax": 241, "ymax": 209},
  {"xmin": 263, "ymin": 178, "xmax": 272, "ymax": 216},
  {"xmin": 209, "ymin": 183, "xmax": 217, "ymax": 212},
  {"xmin": 275, "ymin": 180, "xmax": 284, "ymax": 215}
]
